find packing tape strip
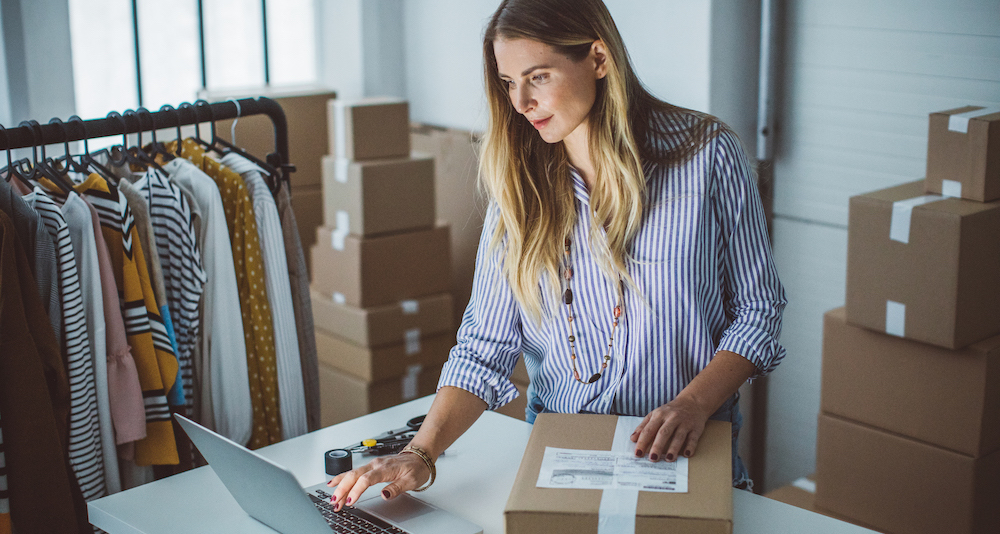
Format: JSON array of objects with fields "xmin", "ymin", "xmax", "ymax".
[
  {"xmin": 792, "ymin": 477, "xmax": 817, "ymax": 494},
  {"xmin": 335, "ymin": 157, "xmax": 350, "ymax": 184},
  {"xmin": 332, "ymin": 292, "xmax": 346, "ymax": 305},
  {"xmin": 334, "ymin": 101, "xmax": 347, "ymax": 159},
  {"xmin": 401, "ymin": 364, "xmax": 422, "ymax": 401},
  {"xmin": 400, "ymin": 300, "xmax": 420, "ymax": 314},
  {"xmin": 331, "ymin": 211, "xmax": 350, "ymax": 251},
  {"xmin": 597, "ymin": 416, "xmax": 644, "ymax": 534},
  {"xmin": 889, "ymin": 195, "xmax": 943, "ymax": 244},
  {"xmin": 405, "ymin": 328, "xmax": 422, "ymax": 355},
  {"xmin": 941, "ymin": 179, "xmax": 962, "ymax": 198},
  {"xmin": 886, "ymin": 300, "xmax": 906, "ymax": 337},
  {"xmin": 948, "ymin": 106, "xmax": 1000, "ymax": 134}
]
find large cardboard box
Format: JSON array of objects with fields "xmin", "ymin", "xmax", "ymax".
[
  {"xmin": 314, "ymin": 328, "xmax": 451, "ymax": 383},
  {"xmin": 310, "ymin": 224, "xmax": 451, "ymax": 308},
  {"xmin": 311, "ymin": 288, "xmax": 453, "ymax": 348},
  {"xmin": 925, "ymin": 106, "xmax": 1000, "ymax": 202},
  {"xmin": 505, "ymin": 414, "xmax": 733, "ymax": 534},
  {"xmin": 321, "ymin": 154, "xmax": 435, "ymax": 235},
  {"xmin": 328, "ymin": 98, "xmax": 410, "ymax": 161},
  {"xmin": 815, "ymin": 413, "xmax": 1000, "ymax": 534},
  {"xmin": 763, "ymin": 477, "xmax": 884, "ymax": 533},
  {"xmin": 292, "ymin": 184, "xmax": 323, "ymax": 275},
  {"xmin": 318, "ymin": 362, "xmax": 440, "ymax": 428},
  {"xmin": 846, "ymin": 180, "xmax": 1000, "ymax": 349},
  {"xmin": 822, "ymin": 307, "xmax": 1000, "ymax": 457}
]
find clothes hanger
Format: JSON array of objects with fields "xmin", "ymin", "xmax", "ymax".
[
  {"xmin": 50, "ymin": 117, "xmax": 90, "ymax": 175},
  {"xmin": 30, "ymin": 119, "xmax": 75, "ymax": 194},
  {"xmin": 67, "ymin": 115, "xmax": 117, "ymax": 181},
  {"xmin": 191, "ymin": 99, "xmax": 217, "ymax": 152},
  {"xmin": 15, "ymin": 120, "xmax": 73, "ymax": 194},
  {"xmin": 122, "ymin": 109, "xmax": 164, "ymax": 173},
  {"xmin": 156, "ymin": 104, "xmax": 184, "ymax": 159},
  {"xmin": 0, "ymin": 124, "xmax": 35, "ymax": 191},
  {"xmin": 137, "ymin": 106, "xmax": 174, "ymax": 162},
  {"xmin": 210, "ymin": 98, "xmax": 283, "ymax": 194}
]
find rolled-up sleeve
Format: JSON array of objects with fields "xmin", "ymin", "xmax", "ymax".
[
  {"xmin": 710, "ymin": 130, "xmax": 787, "ymax": 378},
  {"xmin": 437, "ymin": 204, "xmax": 523, "ymax": 409}
]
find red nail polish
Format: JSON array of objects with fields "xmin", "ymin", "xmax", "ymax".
[
  {"xmin": 382, "ymin": 490, "xmax": 391, "ymax": 499},
  {"xmin": 346, "ymin": 497, "xmax": 352, "ymax": 505},
  {"xmin": 331, "ymin": 494, "xmax": 338, "ymax": 502},
  {"xmin": 635, "ymin": 449, "xmax": 643, "ymax": 457},
  {"xmin": 650, "ymin": 453, "xmax": 659, "ymax": 461},
  {"xmin": 684, "ymin": 450, "xmax": 692, "ymax": 457},
  {"xmin": 666, "ymin": 453, "xmax": 674, "ymax": 461}
]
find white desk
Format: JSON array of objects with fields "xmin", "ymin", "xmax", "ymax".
[{"xmin": 89, "ymin": 396, "xmax": 875, "ymax": 534}]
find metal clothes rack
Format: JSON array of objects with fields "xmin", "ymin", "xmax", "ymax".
[{"xmin": 0, "ymin": 97, "xmax": 295, "ymax": 187}]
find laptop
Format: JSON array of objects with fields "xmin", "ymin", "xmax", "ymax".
[{"xmin": 174, "ymin": 414, "xmax": 482, "ymax": 534}]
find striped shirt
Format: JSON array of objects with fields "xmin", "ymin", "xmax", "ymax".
[{"xmin": 438, "ymin": 123, "xmax": 787, "ymax": 417}]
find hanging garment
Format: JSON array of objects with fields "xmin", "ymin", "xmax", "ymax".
[
  {"xmin": 179, "ymin": 140, "xmax": 283, "ymax": 448},
  {"xmin": 222, "ymin": 153, "xmax": 307, "ymax": 439},
  {"xmin": 19, "ymin": 185, "xmax": 106, "ymax": 500},
  {"xmin": 0, "ymin": 209, "xmax": 87, "ymax": 533},
  {"xmin": 160, "ymin": 157, "xmax": 252, "ymax": 446},
  {"xmin": 74, "ymin": 173, "xmax": 179, "ymax": 466},
  {"xmin": 274, "ymin": 185, "xmax": 321, "ymax": 431}
]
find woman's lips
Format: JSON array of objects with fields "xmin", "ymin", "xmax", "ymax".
[{"xmin": 531, "ymin": 116, "xmax": 552, "ymax": 130}]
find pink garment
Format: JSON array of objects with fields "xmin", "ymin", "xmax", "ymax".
[{"xmin": 84, "ymin": 199, "xmax": 146, "ymax": 448}]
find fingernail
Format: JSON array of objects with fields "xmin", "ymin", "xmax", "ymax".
[
  {"xmin": 684, "ymin": 450, "xmax": 692, "ymax": 457},
  {"xmin": 650, "ymin": 453, "xmax": 659, "ymax": 461},
  {"xmin": 331, "ymin": 494, "xmax": 338, "ymax": 503},
  {"xmin": 382, "ymin": 489, "xmax": 391, "ymax": 499},
  {"xmin": 666, "ymin": 453, "xmax": 674, "ymax": 461},
  {"xmin": 635, "ymin": 449, "xmax": 643, "ymax": 457},
  {"xmin": 346, "ymin": 497, "xmax": 352, "ymax": 505}
]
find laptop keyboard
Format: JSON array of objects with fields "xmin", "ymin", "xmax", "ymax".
[{"xmin": 309, "ymin": 490, "xmax": 411, "ymax": 534}]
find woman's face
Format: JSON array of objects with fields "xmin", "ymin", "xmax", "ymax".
[{"xmin": 493, "ymin": 38, "xmax": 606, "ymax": 145}]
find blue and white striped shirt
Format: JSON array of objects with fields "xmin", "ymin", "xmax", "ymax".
[{"xmin": 437, "ymin": 123, "xmax": 787, "ymax": 417}]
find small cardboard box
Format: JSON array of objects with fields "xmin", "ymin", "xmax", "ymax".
[
  {"xmin": 310, "ymin": 224, "xmax": 451, "ymax": 308},
  {"xmin": 321, "ymin": 154, "xmax": 435, "ymax": 236},
  {"xmin": 925, "ymin": 105, "xmax": 1000, "ymax": 202},
  {"xmin": 328, "ymin": 97, "xmax": 410, "ymax": 161},
  {"xmin": 318, "ymin": 362, "xmax": 439, "ymax": 428},
  {"xmin": 815, "ymin": 413, "xmax": 1000, "ymax": 534},
  {"xmin": 846, "ymin": 180, "xmax": 1000, "ymax": 349},
  {"xmin": 310, "ymin": 288, "xmax": 453, "ymax": 348},
  {"xmin": 822, "ymin": 307, "xmax": 1000, "ymax": 457},
  {"xmin": 504, "ymin": 414, "xmax": 733, "ymax": 534},
  {"xmin": 314, "ymin": 328, "xmax": 451, "ymax": 382}
]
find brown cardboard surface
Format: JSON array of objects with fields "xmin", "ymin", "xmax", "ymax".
[
  {"xmin": 822, "ymin": 307, "xmax": 1000, "ymax": 457},
  {"xmin": 763, "ymin": 480, "xmax": 886, "ymax": 533},
  {"xmin": 845, "ymin": 180, "xmax": 1000, "ymax": 349},
  {"xmin": 329, "ymin": 98, "xmax": 410, "ymax": 161},
  {"xmin": 511, "ymin": 356, "xmax": 529, "ymax": 385},
  {"xmin": 314, "ymin": 329, "xmax": 451, "ymax": 382},
  {"xmin": 321, "ymin": 154, "xmax": 435, "ymax": 236},
  {"xmin": 291, "ymin": 184, "xmax": 323, "ymax": 276},
  {"xmin": 815, "ymin": 413, "xmax": 1000, "ymax": 534},
  {"xmin": 926, "ymin": 106, "xmax": 1000, "ymax": 202},
  {"xmin": 318, "ymin": 362, "xmax": 440, "ymax": 428},
  {"xmin": 494, "ymin": 381, "xmax": 528, "ymax": 421},
  {"xmin": 310, "ymin": 288, "xmax": 454, "ymax": 348},
  {"xmin": 505, "ymin": 414, "xmax": 732, "ymax": 534},
  {"xmin": 310, "ymin": 224, "xmax": 451, "ymax": 307}
]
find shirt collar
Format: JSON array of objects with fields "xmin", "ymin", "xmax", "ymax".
[{"xmin": 569, "ymin": 166, "xmax": 591, "ymax": 205}]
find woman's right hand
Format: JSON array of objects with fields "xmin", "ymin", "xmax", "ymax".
[{"xmin": 326, "ymin": 451, "xmax": 431, "ymax": 510}]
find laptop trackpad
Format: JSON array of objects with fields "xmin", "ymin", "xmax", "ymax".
[{"xmin": 358, "ymin": 494, "xmax": 481, "ymax": 534}]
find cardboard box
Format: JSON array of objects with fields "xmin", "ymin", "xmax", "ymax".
[
  {"xmin": 310, "ymin": 224, "xmax": 451, "ymax": 308},
  {"xmin": 846, "ymin": 180, "xmax": 1000, "ymax": 349},
  {"xmin": 321, "ymin": 154, "xmax": 435, "ymax": 235},
  {"xmin": 763, "ymin": 477, "xmax": 885, "ymax": 533},
  {"xmin": 511, "ymin": 355, "xmax": 529, "ymax": 385},
  {"xmin": 822, "ymin": 307, "xmax": 1000, "ymax": 457},
  {"xmin": 494, "ymin": 381, "xmax": 528, "ymax": 421},
  {"xmin": 314, "ymin": 328, "xmax": 451, "ymax": 382},
  {"xmin": 815, "ymin": 413, "xmax": 1000, "ymax": 534},
  {"xmin": 319, "ymin": 362, "xmax": 440, "ymax": 428},
  {"xmin": 328, "ymin": 97, "xmax": 410, "ymax": 161},
  {"xmin": 311, "ymin": 288, "xmax": 454, "ymax": 348},
  {"xmin": 926, "ymin": 106, "xmax": 1000, "ymax": 202},
  {"xmin": 292, "ymin": 184, "xmax": 323, "ymax": 275},
  {"xmin": 505, "ymin": 414, "xmax": 733, "ymax": 534}
]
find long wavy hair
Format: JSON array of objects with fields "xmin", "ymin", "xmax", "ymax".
[{"xmin": 480, "ymin": 0, "xmax": 724, "ymax": 322}]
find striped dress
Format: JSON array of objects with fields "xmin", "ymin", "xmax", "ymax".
[{"xmin": 438, "ymin": 119, "xmax": 787, "ymax": 417}]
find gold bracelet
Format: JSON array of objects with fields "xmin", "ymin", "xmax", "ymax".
[{"xmin": 400, "ymin": 444, "xmax": 436, "ymax": 492}]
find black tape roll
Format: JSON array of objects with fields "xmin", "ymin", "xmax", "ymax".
[{"xmin": 325, "ymin": 449, "xmax": 353, "ymax": 476}]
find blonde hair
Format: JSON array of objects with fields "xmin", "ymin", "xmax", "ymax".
[{"xmin": 480, "ymin": 0, "xmax": 724, "ymax": 323}]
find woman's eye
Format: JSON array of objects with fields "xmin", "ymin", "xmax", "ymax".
[{"xmin": 532, "ymin": 73, "xmax": 549, "ymax": 83}]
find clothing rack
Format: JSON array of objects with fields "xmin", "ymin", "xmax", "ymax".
[{"xmin": 0, "ymin": 97, "xmax": 295, "ymax": 187}]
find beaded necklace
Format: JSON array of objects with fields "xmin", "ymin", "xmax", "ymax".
[{"xmin": 561, "ymin": 237, "xmax": 622, "ymax": 384}]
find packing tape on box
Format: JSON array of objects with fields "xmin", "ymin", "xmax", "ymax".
[
  {"xmin": 402, "ymin": 364, "xmax": 422, "ymax": 401},
  {"xmin": 400, "ymin": 300, "xmax": 420, "ymax": 314},
  {"xmin": 886, "ymin": 300, "xmax": 906, "ymax": 337},
  {"xmin": 405, "ymin": 328, "xmax": 421, "ymax": 355},
  {"xmin": 890, "ymin": 195, "xmax": 943, "ymax": 243},
  {"xmin": 331, "ymin": 211, "xmax": 350, "ymax": 251},
  {"xmin": 597, "ymin": 416, "xmax": 644, "ymax": 534},
  {"xmin": 334, "ymin": 101, "xmax": 347, "ymax": 159},
  {"xmin": 948, "ymin": 106, "xmax": 1000, "ymax": 134},
  {"xmin": 792, "ymin": 477, "xmax": 817, "ymax": 494},
  {"xmin": 332, "ymin": 292, "xmax": 346, "ymax": 305},
  {"xmin": 942, "ymin": 179, "xmax": 962, "ymax": 198},
  {"xmin": 335, "ymin": 157, "xmax": 350, "ymax": 184}
]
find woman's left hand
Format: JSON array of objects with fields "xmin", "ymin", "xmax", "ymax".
[{"xmin": 630, "ymin": 394, "xmax": 711, "ymax": 462}]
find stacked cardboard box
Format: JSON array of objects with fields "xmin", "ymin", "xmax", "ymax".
[
  {"xmin": 816, "ymin": 106, "xmax": 1000, "ymax": 534},
  {"xmin": 311, "ymin": 97, "xmax": 453, "ymax": 427}
]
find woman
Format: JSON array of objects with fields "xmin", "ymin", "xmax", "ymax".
[{"xmin": 328, "ymin": 0, "xmax": 785, "ymax": 508}]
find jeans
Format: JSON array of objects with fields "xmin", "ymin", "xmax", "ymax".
[{"xmin": 525, "ymin": 391, "xmax": 753, "ymax": 490}]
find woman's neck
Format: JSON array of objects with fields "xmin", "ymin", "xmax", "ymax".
[{"xmin": 563, "ymin": 123, "xmax": 595, "ymax": 190}]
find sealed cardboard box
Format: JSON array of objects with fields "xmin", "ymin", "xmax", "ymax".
[
  {"xmin": 310, "ymin": 224, "xmax": 451, "ymax": 307},
  {"xmin": 311, "ymin": 288, "xmax": 453, "ymax": 348},
  {"xmin": 815, "ymin": 413, "xmax": 1000, "ymax": 534},
  {"xmin": 321, "ymin": 154, "xmax": 435, "ymax": 235},
  {"xmin": 328, "ymin": 97, "xmax": 410, "ymax": 161},
  {"xmin": 292, "ymin": 184, "xmax": 323, "ymax": 275},
  {"xmin": 505, "ymin": 414, "xmax": 732, "ymax": 534},
  {"xmin": 763, "ymin": 477, "xmax": 883, "ymax": 532},
  {"xmin": 926, "ymin": 106, "xmax": 1000, "ymax": 202},
  {"xmin": 319, "ymin": 362, "xmax": 440, "ymax": 428},
  {"xmin": 846, "ymin": 180, "xmax": 1000, "ymax": 349},
  {"xmin": 314, "ymin": 328, "xmax": 451, "ymax": 382},
  {"xmin": 822, "ymin": 307, "xmax": 1000, "ymax": 457},
  {"xmin": 511, "ymin": 356, "xmax": 529, "ymax": 385}
]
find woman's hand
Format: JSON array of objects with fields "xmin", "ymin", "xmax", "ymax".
[
  {"xmin": 326, "ymin": 452, "xmax": 430, "ymax": 510},
  {"xmin": 630, "ymin": 393, "xmax": 711, "ymax": 462}
]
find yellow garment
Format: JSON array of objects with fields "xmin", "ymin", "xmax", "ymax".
[
  {"xmin": 74, "ymin": 174, "xmax": 179, "ymax": 465},
  {"xmin": 176, "ymin": 140, "xmax": 282, "ymax": 448}
]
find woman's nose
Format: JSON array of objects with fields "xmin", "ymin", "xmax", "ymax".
[{"xmin": 514, "ymin": 86, "xmax": 534, "ymax": 114}]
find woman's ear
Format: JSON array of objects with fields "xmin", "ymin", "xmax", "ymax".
[{"xmin": 592, "ymin": 40, "xmax": 609, "ymax": 80}]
